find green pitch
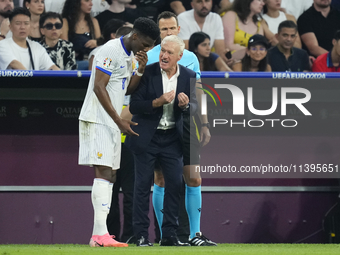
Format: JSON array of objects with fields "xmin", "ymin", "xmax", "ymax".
[{"xmin": 1, "ymin": 244, "xmax": 340, "ymax": 255}]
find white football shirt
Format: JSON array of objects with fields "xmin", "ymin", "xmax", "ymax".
[{"xmin": 79, "ymin": 37, "xmax": 134, "ymax": 131}]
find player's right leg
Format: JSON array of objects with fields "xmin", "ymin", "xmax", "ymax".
[{"xmin": 79, "ymin": 121, "xmax": 128, "ymax": 247}]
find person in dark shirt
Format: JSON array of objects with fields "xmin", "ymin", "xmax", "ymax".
[
  {"xmin": 268, "ymin": 20, "xmax": 310, "ymax": 72},
  {"xmin": 95, "ymin": 0, "xmax": 146, "ymax": 32},
  {"xmin": 298, "ymin": 0, "xmax": 340, "ymax": 57},
  {"xmin": 40, "ymin": 12, "xmax": 77, "ymax": 70},
  {"xmin": 312, "ymin": 30, "xmax": 340, "ymax": 72}
]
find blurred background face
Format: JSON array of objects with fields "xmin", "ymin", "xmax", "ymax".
[
  {"xmin": 0, "ymin": 0, "xmax": 13, "ymax": 17},
  {"xmin": 248, "ymin": 44, "xmax": 267, "ymax": 61},
  {"xmin": 80, "ymin": 0, "xmax": 93, "ymax": 14},
  {"xmin": 25, "ymin": 0, "xmax": 45, "ymax": 15},
  {"xmin": 265, "ymin": 0, "xmax": 281, "ymax": 10},
  {"xmin": 196, "ymin": 38, "xmax": 211, "ymax": 58},
  {"xmin": 159, "ymin": 17, "xmax": 180, "ymax": 40},
  {"xmin": 276, "ymin": 27, "xmax": 297, "ymax": 49},
  {"xmin": 314, "ymin": 0, "xmax": 331, "ymax": 9},
  {"xmin": 250, "ymin": 0, "xmax": 264, "ymax": 14},
  {"xmin": 191, "ymin": 0, "xmax": 212, "ymax": 18},
  {"xmin": 332, "ymin": 39, "xmax": 340, "ymax": 56},
  {"xmin": 10, "ymin": 14, "xmax": 30, "ymax": 40},
  {"xmin": 40, "ymin": 18, "xmax": 62, "ymax": 40}
]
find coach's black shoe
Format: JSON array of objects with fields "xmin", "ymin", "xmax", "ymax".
[
  {"xmin": 136, "ymin": 236, "xmax": 153, "ymax": 247},
  {"xmin": 189, "ymin": 232, "xmax": 217, "ymax": 246},
  {"xmin": 160, "ymin": 236, "xmax": 190, "ymax": 246}
]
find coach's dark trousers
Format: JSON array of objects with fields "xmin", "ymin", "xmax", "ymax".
[{"xmin": 133, "ymin": 129, "xmax": 183, "ymax": 239}]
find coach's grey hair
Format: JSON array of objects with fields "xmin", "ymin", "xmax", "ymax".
[{"xmin": 161, "ymin": 35, "xmax": 185, "ymax": 56}]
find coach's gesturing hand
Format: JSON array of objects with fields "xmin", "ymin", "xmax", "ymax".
[
  {"xmin": 178, "ymin": 92, "xmax": 189, "ymax": 109},
  {"xmin": 152, "ymin": 90, "xmax": 175, "ymax": 108}
]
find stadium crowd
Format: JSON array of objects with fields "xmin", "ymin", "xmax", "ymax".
[{"xmin": 1, "ymin": 0, "xmax": 340, "ymax": 248}]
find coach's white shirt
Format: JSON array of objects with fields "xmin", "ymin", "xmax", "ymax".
[
  {"xmin": 0, "ymin": 37, "xmax": 54, "ymax": 70},
  {"xmin": 178, "ymin": 9, "xmax": 224, "ymax": 48},
  {"xmin": 79, "ymin": 37, "xmax": 133, "ymax": 131}
]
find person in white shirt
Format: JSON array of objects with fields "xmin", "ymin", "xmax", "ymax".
[
  {"xmin": 78, "ymin": 17, "xmax": 160, "ymax": 247},
  {"xmin": 0, "ymin": 7, "xmax": 59, "ymax": 70},
  {"xmin": 44, "ymin": 0, "xmax": 65, "ymax": 14},
  {"xmin": 0, "ymin": 0, "xmax": 14, "ymax": 40},
  {"xmin": 178, "ymin": 0, "xmax": 228, "ymax": 63},
  {"xmin": 281, "ymin": 0, "xmax": 313, "ymax": 20}
]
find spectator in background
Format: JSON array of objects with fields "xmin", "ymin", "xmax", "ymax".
[
  {"xmin": 170, "ymin": 0, "xmax": 232, "ymax": 15},
  {"xmin": 281, "ymin": 0, "xmax": 313, "ymax": 20},
  {"xmin": 0, "ymin": 7, "xmax": 59, "ymax": 70},
  {"xmin": 178, "ymin": 0, "xmax": 229, "ymax": 63},
  {"xmin": 23, "ymin": 0, "xmax": 44, "ymax": 42},
  {"xmin": 91, "ymin": 0, "xmax": 109, "ymax": 16},
  {"xmin": 0, "ymin": 0, "xmax": 14, "ymax": 40},
  {"xmin": 39, "ymin": 12, "xmax": 77, "ymax": 70},
  {"xmin": 61, "ymin": 0, "xmax": 101, "ymax": 70},
  {"xmin": 233, "ymin": 34, "xmax": 271, "ymax": 71},
  {"xmin": 222, "ymin": 0, "xmax": 264, "ymax": 53},
  {"xmin": 189, "ymin": 31, "xmax": 232, "ymax": 71},
  {"xmin": 88, "ymin": 18, "xmax": 126, "ymax": 69},
  {"xmin": 268, "ymin": 20, "xmax": 310, "ymax": 72},
  {"xmin": 44, "ymin": 0, "xmax": 65, "ymax": 13},
  {"xmin": 95, "ymin": 0, "xmax": 146, "ymax": 32},
  {"xmin": 262, "ymin": 0, "xmax": 301, "ymax": 48},
  {"xmin": 298, "ymin": 0, "xmax": 340, "ymax": 57},
  {"xmin": 312, "ymin": 30, "xmax": 340, "ymax": 72},
  {"xmin": 331, "ymin": 0, "xmax": 340, "ymax": 11}
]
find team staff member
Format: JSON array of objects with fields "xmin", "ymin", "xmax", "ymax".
[
  {"xmin": 147, "ymin": 11, "xmax": 216, "ymax": 246},
  {"xmin": 126, "ymin": 35, "xmax": 197, "ymax": 247}
]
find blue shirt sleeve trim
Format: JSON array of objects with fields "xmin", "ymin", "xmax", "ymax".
[{"xmin": 96, "ymin": 66, "xmax": 112, "ymax": 76}]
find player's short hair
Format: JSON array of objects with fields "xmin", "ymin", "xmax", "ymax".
[
  {"xmin": 161, "ymin": 35, "xmax": 185, "ymax": 56},
  {"xmin": 39, "ymin": 12, "xmax": 63, "ymax": 29},
  {"xmin": 132, "ymin": 17, "xmax": 160, "ymax": 41},
  {"xmin": 9, "ymin": 7, "xmax": 30, "ymax": 22},
  {"xmin": 278, "ymin": 20, "xmax": 297, "ymax": 34},
  {"xmin": 334, "ymin": 30, "xmax": 340, "ymax": 41},
  {"xmin": 157, "ymin": 11, "xmax": 178, "ymax": 26},
  {"xmin": 116, "ymin": 26, "xmax": 133, "ymax": 38}
]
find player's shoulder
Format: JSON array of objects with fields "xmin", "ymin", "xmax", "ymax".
[{"xmin": 183, "ymin": 49, "xmax": 197, "ymax": 59}]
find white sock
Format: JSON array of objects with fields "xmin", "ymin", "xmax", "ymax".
[
  {"xmin": 107, "ymin": 183, "xmax": 114, "ymax": 213},
  {"xmin": 91, "ymin": 178, "xmax": 110, "ymax": 236}
]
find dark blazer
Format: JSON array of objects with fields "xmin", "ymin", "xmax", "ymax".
[{"xmin": 125, "ymin": 62, "xmax": 197, "ymax": 154}]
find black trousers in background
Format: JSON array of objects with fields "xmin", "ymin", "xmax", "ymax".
[{"xmin": 107, "ymin": 143, "xmax": 135, "ymax": 242}]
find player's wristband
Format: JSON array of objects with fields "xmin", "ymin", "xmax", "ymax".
[
  {"xmin": 201, "ymin": 123, "xmax": 210, "ymax": 129},
  {"xmin": 136, "ymin": 69, "xmax": 143, "ymax": 76}
]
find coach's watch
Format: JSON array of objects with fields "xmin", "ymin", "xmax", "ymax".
[{"xmin": 201, "ymin": 123, "xmax": 210, "ymax": 129}]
